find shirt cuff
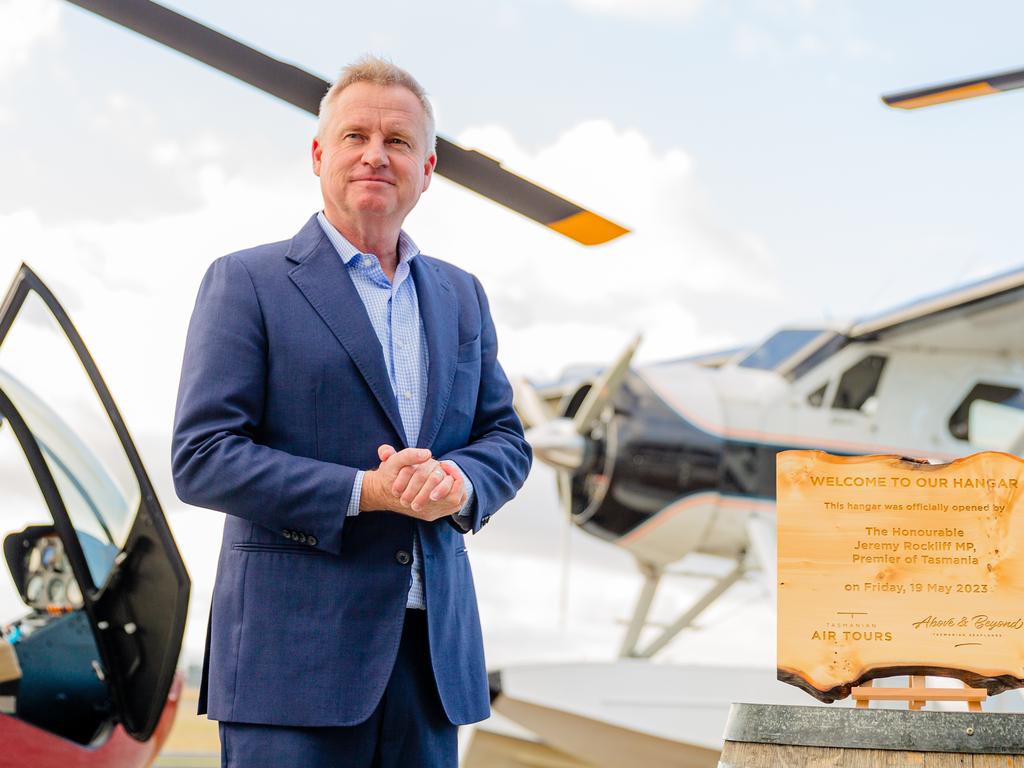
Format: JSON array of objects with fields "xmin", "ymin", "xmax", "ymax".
[
  {"xmin": 346, "ymin": 470, "xmax": 364, "ymax": 517},
  {"xmin": 442, "ymin": 460, "xmax": 475, "ymax": 531}
]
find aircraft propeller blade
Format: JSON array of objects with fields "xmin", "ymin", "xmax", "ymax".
[
  {"xmin": 571, "ymin": 334, "xmax": 641, "ymax": 436},
  {"xmin": 512, "ymin": 377, "xmax": 554, "ymax": 430},
  {"xmin": 882, "ymin": 68, "xmax": 1024, "ymax": 109},
  {"xmin": 63, "ymin": 0, "xmax": 630, "ymax": 246}
]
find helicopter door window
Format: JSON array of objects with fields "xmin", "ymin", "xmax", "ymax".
[
  {"xmin": 948, "ymin": 383, "xmax": 1024, "ymax": 448},
  {"xmin": 832, "ymin": 354, "xmax": 887, "ymax": 412},
  {"xmin": 0, "ymin": 292, "xmax": 139, "ymax": 590}
]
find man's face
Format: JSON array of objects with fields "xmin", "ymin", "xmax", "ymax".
[{"xmin": 312, "ymin": 82, "xmax": 436, "ymax": 234}]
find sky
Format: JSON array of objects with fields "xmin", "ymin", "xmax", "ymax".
[{"xmin": 1, "ymin": 0, "xmax": 1023, "ymax": 676}]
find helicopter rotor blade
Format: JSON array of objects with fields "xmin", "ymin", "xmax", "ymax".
[
  {"xmin": 63, "ymin": 0, "xmax": 630, "ymax": 246},
  {"xmin": 882, "ymin": 68, "xmax": 1024, "ymax": 110}
]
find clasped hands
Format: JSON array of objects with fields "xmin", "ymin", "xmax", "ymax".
[{"xmin": 360, "ymin": 444, "xmax": 467, "ymax": 521}]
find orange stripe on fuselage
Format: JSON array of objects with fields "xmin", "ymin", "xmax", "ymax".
[{"xmin": 619, "ymin": 492, "xmax": 774, "ymax": 545}]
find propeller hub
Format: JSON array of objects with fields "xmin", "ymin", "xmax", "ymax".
[{"xmin": 525, "ymin": 419, "xmax": 585, "ymax": 471}]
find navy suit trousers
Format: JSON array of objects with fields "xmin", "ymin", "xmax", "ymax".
[{"xmin": 218, "ymin": 610, "xmax": 457, "ymax": 768}]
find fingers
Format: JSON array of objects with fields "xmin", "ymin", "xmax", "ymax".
[
  {"xmin": 438, "ymin": 464, "xmax": 466, "ymax": 507},
  {"xmin": 449, "ymin": 472, "xmax": 466, "ymax": 509},
  {"xmin": 429, "ymin": 473, "xmax": 454, "ymax": 502},
  {"xmin": 378, "ymin": 453, "xmax": 466, "ymax": 519},
  {"xmin": 413, "ymin": 472, "xmax": 453, "ymax": 511},
  {"xmin": 414, "ymin": 470, "xmax": 465, "ymax": 518},
  {"xmin": 391, "ymin": 464, "xmax": 418, "ymax": 497},
  {"xmin": 401, "ymin": 461, "xmax": 446, "ymax": 510}
]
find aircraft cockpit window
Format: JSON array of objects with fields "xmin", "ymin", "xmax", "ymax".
[
  {"xmin": 0, "ymin": 292, "xmax": 138, "ymax": 590},
  {"xmin": 738, "ymin": 329, "xmax": 825, "ymax": 371},
  {"xmin": 948, "ymin": 383, "xmax": 1024, "ymax": 449},
  {"xmin": 832, "ymin": 355, "xmax": 887, "ymax": 412},
  {"xmin": 807, "ymin": 383, "xmax": 827, "ymax": 407}
]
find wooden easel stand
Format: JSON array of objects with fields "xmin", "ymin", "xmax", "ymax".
[{"xmin": 852, "ymin": 676, "xmax": 987, "ymax": 711}]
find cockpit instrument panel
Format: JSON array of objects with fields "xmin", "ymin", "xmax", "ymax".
[{"xmin": 21, "ymin": 536, "xmax": 82, "ymax": 612}]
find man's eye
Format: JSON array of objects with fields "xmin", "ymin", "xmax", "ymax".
[
  {"xmin": 344, "ymin": 133, "xmax": 363, "ymax": 140},
  {"xmin": 388, "ymin": 138, "xmax": 409, "ymax": 146}
]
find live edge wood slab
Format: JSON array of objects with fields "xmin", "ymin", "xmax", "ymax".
[{"xmin": 777, "ymin": 451, "xmax": 1024, "ymax": 702}]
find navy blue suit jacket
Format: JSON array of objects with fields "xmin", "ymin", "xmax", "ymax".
[{"xmin": 171, "ymin": 215, "xmax": 531, "ymax": 726}]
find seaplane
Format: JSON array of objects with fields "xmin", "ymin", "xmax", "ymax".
[{"xmin": 475, "ymin": 67, "xmax": 1024, "ymax": 767}]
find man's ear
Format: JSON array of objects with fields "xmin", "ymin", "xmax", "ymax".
[
  {"xmin": 421, "ymin": 152, "xmax": 437, "ymax": 192},
  {"xmin": 311, "ymin": 137, "xmax": 323, "ymax": 176}
]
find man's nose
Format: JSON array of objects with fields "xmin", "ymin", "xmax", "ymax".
[{"xmin": 361, "ymin": 136, "xmax": 389, "ymax": 168}]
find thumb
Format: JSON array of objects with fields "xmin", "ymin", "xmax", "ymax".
[{"xmin": 378, "ymin": 444, "xmax": 397, "ymax": 462}]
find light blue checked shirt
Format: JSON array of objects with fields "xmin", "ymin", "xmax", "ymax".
[{"xmin": 317, "ymin": 212, "xmax": 474, "ymax": 610}]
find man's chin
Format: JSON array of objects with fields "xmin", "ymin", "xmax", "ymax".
[{"xmin": 349, "ymin": 197, "xmax": 396, "ymax": 217}]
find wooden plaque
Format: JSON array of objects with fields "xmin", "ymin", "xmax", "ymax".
[{"xmin": 777, "ymin": 451, "xmax": 1024, "ymax": 701}]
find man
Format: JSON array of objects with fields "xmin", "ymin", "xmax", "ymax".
[{"xmin": 172, "ymin": 56, "xmax": 531, "ymax": 767}]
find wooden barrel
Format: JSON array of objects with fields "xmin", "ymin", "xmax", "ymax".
[{"xmin": 719, "ymin": 703, "xmax": 1024, "ymax": 767}]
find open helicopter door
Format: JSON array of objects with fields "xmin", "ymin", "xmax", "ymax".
[{"xmin": 0, "ymin": 264, "xmax": 189, "ymax": 741}]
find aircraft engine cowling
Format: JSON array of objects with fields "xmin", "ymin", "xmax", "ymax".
[{"xmin": 558, "ymin": 371, "xmax": 726, "ymax": 561}]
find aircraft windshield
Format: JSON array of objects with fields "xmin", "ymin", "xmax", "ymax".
[
  {"xmin": 738, "ymin": 329, "xmax": 825, "ymax": 371},
  {"xmin": 0, "ymin": 292, "xmax": 139, "ymax": 589}
]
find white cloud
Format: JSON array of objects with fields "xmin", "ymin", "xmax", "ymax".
[
  {"xmin": 567, "ymin": 0, "xmax": 703, "ymax": 21},
  {"xmin": 409, "ymin": 119, "xmax": 782, "ymax": 378},
  {"xmin": 0, "ymin": 0, "xmax": 60, "ymax": 81}
]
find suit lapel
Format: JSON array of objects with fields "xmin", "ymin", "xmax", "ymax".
[
  {"xmin": 286, "ymin": 217, "xmax": 408, "ymax": 446},
  {"xmin": 412, "ymin": 256, "xmax": 458, "ymax": 450}
]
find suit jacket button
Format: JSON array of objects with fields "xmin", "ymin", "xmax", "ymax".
[
  {"xmin": 308, "ymin": 536, "xmax": 318, "ymax": 547},
  {"xmin": 395, "ymin": 550, "xmax": 411, "ymax": 566}
]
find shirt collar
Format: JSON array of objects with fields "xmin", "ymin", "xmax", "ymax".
[{"xmin": 316, "ymin": 211, "xmax": 420, "ymax": 267}]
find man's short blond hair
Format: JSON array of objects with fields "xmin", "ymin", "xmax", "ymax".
[{"xmin": 317, "ymin": 55, "xmax": 436, "ymax": 156}]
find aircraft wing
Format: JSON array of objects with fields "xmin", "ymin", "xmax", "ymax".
[{"xmin": 848, "ymin": 265, "xmax": 1024, "ymax": 353}]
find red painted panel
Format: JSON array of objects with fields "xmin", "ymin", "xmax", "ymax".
[{"xmin": 0, "ymin": 672, "xmax": 182, "ymax": 768}]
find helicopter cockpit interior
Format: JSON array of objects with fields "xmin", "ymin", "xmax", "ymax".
[
  {"xmin": 2, "ymin": 524, "xmax": 114, "ymax": 744},
  {"xmin": 0, "ymin": 345, "xmax": 133, "ymax": 745},
  {"xmin": 0, "ymin": 265, "xmax": 189, "ymax": 747}
]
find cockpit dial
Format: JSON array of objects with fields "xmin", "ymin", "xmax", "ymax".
[
  {"xmin": 20, "ymin": 536, "xmax": 81, "ymax": 612},
  {"xmin": 25, "ymin": 574, "xmax": 44, "ymax": 603}
]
